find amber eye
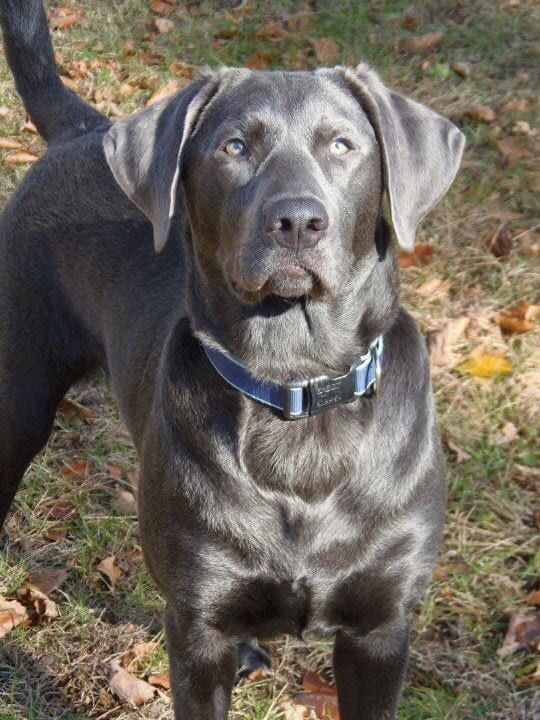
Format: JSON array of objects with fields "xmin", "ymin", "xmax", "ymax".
[
  {"xmin": 330, "ymin": 138, "xmax": 352, "ymax": 156},
  {"xmin": 224, "ymin": 138, "xmax": 247, "ymax": 157}
]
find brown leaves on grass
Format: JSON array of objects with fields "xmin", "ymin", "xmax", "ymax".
[
  {"xmin": 256, "ymin": 21, "xmax": 290, "ymax": 42},
  {"xmin": 309, "ymin": 38, "xmax": 341, "ymax": 64},
  {"xmin": 96, "ymin": 555, "xmax": 124, "ymax": 587},
  {"xmin": 428, "ymin": 317, "xmax": 470, "ymax": 367},
  {"xmin": 121, "ymin": 641, "xmax": 157, "ymax": 671},
  {"xmin": 149, "ymin": 0, "xmax": 175, "ymax": 17},
  {"xmin": 497, "ymin": 136, "xmax": 531, "ymax": 166},
  {"xmin": 58, "ymin": 396, "xmax": 96, "ymax": 423},
  {"xmin": 0, "ymin": 138, "xmax": 22, "ymax": 150},
  {"xmin": 465, "ymin": 105, "xmax": 496, "ymax": 124},
  {"xmin": 405, "ymin": 32, "xmax": 444, "ymax": 53},
  {"xmin": 48, "ymin": 6, "xmax": 83, "ymax": 31},
  {"xmin": 4, "ymin": 152, "xmax": 39, "ymax": 165},
  {"xmin": 0, "ymin": 597, "xmax": 27, "ymax": 639},
  {"xmin": 61, "ymin": 459, "xmax": 89, "ymax": 477},
  {"xmin": 147, "ymin": 672, "xmax": 171, "ymax": 690},
  {"xmin": 146, "ymin": 79, "xmax": 181, "ymax": 106},
  {"xmin": 284, "ymin": 672, "xmax": 340, "ymax": 719},
  {"xmin": 489, "ymin": 226, "xmax": 513, "ymax": 257},
  {"xmin": 245, "ymin": 50, "xmax": 277, "ymax": 70},
  {"xmin": 109, "ymin": 663, "xmax": 156, "ymax": 707},
  {"xmin": 284, "ymin": 11, "xmax": 315, "ymax": 33},
  {"xmin": 500, "ymin": 611, "xmax": 540, "ymax": 657},
  {"xmin": 155, "ymin": 17, "xmax": 174, "ymax": 34},
  {"xmin": 494, "ymin": 302, "xmax": 539, "ymax": 335},
  {"xmin": 398, "ymin": 242, "xmax": 433, "ymax": 268}
]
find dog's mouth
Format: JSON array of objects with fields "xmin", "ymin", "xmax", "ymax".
[{"xmin": 231, "ymin": 263, "xmax": 328, "ymax": 303}]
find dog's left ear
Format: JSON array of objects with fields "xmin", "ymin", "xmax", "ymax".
[
  {"xmin": 331, "ymin": 64, "xmax": 465, "ymax": 251},
  {"xmin": 103, "ymin": 74, "xmax": 221, "ymax": 252}
]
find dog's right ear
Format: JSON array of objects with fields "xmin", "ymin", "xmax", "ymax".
[{"xmin": 103, "ymin": 75, "xmax": 221, "ymax": 253}]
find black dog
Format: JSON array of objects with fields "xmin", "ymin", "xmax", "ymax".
[{"xmin": 0, "ymin": 2, "xmax": 465, "ymax": 718}]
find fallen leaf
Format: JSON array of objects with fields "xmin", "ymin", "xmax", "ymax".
[
  {"xmin": 140, "ymin": 51, "xmax": 165, "ymax": 67},
  {"xmin": 4, "ymin": 152, "xmax": 39, "ymax": 165},
  {"xmin": 309, "ymin": 38, "xmax": 341, "ymax": 64},
  {"xmin": 0, "ymin": 597, "xmax": 28, "ymax": 639},
  {"xmin": 109, "ymin": 663, "xmax": 156, "ymax": 706},
  {"xmin": 60, "ymin": 75, "xmax": 78, "ymax": 91},
  {"xmin": 121, "ymin": 641, "xmax": 158, "ymax": 670},
  {"xmin": 97, "ymin": 555, "xmax": 124, "ymax": 587},
  {"xmin": 302, "ymin": 672, "xmax": 336, "ymax": 696},
  {"xmin": 495, "ymin": 301, "xmax": 537, "ymax": 334},
  {"xmin": 444, "ymin": 437, "xmax": 471, "ymax": 462},
  {"xmin": 58, "ymin": 396, "xmax": 96, "ymax": 422},
  {"xmin": 48, "ymin": 6, "xmax": 82, "ymax": 30},
  {"xmin": 398, "ymin": 242, "xmax": 433, "ymax": 268},
  {"xmin": 527, "ymin": 591, "xmax": 540, "ymax": 606},
  {"xmin": 120, "ymin": 83, "xmax": 136, "ymax": 97},
  {"xmin": 149, "ymin": 0, "xmax": 175, "ymax": 17},
  {"xmin": 452, "ymin": 61, "xmax": 470, "ymax": 78},
  {"xmin": 245, "ymin": 50, "xmax": 276, "ymax": 70},
  {"xmin": 415, "ymin": 277, "xmax": 451, "ymax": 298},
  {"xmin": 168, "ymin": 60, "xmax": 195, "ymax": 79},
  {"xmin": 502, "ymin": 97, "xmax": 530, "ymax": 113},
  {"xmin": 44, "ymin": 525, "xmax": 67, "ymax": 543},
  {"xmin": 47, "ymin": 502, "xmax": 75, "ymax": 520},
  {"xmin": 66, "ymin": 59, "xmax": 89, "ymax": 78},
  {"xmin": 457, "ymin": 350, "xmax": 511, "ymax": 379},
  {"xmin": 465, "ymin": 105, "xmax": 496, "ymax": 124},
  {"xmin": 17, "ymin": 586, "xmax": 58, "ymax": 623},
  {"xmin": 427, "ymin": 316, "xmax": 470, "ymax": 367},
  {"xmin": 107, "ymin": 463, "xmax": 124, "ymax": 479},
  {"xmin": 291, "ymin": 692, "xmax": 339, "ymax": 719},
  {"xmin": 0, "ymin": 138, "xmax": 22, "ymax": 150},
  {"xmin": 499, "ymin": 611, "xmax": 540, "ymax": 656},
  {"xmin": 61, "ymin": 459, "xmax": 89, "ymax": 477},
  {"xmin": 492, "ymin": 421, "xmax": 518, "ymax": 445},
  {"xmin": 256, "ymin": 21, "xmax": 289, "ymax": 42},
  {"xmin": 21, "ymin": 119, "xmax": 38, "ymax": 134},
  {"xmin": 512, "ymin": 120, "xmax": 535, "ymax": 136},
  {"xmin": 406, "ymin": 31, "xmax": 444, "ymax": 53},
  {"xmin": 146, "ymin": 79, "xmax": 181, "ymax": 106},
  {"xmin": 489, "ymin": 225, "xmax": 513, "ymax": 257},
  {"xmin": 147, "ymin": 672, "xmax": 171, "ymax": 690},
  {"xmin": 113, "ymin": 487, "xmax": 137, "ymax": 515},
  {"xmin": 245, "ymin": 666, "xmax": 272, "ymax": 682},
  {"xmin": 155, "ymin": 17, "xmax": 173, "ymax": 33},
  {"xmin": 26, "ymin": 568, "xmax": 68, "ymax": 596},
  {"xmin": 284, "ymin": 11, "xmax": 315, "ymax": 32},
  {"xmin": 497, "ymin": 136, "xmax": 530, "ymax": 165},
  {"xmin": 399, "ymin": 6, "xmax": 421, "ymax": 29}
]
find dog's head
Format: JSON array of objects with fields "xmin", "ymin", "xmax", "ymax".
[{"xmin": 104, "ymin": 65, "xmax": 464, "ymax": 303}]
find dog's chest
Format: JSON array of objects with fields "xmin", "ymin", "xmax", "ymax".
[{"xmin": 240, "ymin": 404, "xmax": 366, "ymax": 501}]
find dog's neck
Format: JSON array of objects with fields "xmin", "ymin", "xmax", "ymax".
[{"xmin": 184, "ymin": 224, "xmax": 400, "ymax": 383}]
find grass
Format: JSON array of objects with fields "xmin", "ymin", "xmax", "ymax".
[{"xmin": 0, "ymin": 1, "xmax": 538, "ymax": 718}]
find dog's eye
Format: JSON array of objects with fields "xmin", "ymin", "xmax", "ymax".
[
  {"xmin": 330, "ymin": 138, "xmax": 352, "ymax": 156},
  {"xmin": 224, "ymin": 139, "xmax": 247, "ymax": 157}
]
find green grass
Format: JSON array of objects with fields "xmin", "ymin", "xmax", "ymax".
[{"xmin": 0, "ymin": 1, "xmax": 538, "ymax": 719}]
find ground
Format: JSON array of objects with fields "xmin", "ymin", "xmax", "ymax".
[{"xmin": 0, "ymin": 1, "xmax": 538, "ymax": 719}]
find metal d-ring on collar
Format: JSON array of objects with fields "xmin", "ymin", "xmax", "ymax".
[{"xmin": 202, "ymin": 335, "xmax": 384, "ymax": 420}]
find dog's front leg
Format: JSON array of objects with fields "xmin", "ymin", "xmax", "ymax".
[
  {"xmin": 333, "ymin": 621, "xmax": 410, "ymax": 720},
  {"xmin": 164, "ymin": 604, "xmax": 236, "ymax": 720}
]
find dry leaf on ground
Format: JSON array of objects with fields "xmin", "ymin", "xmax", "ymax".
[
  {"xmin": 398, "ymin": 242, "xmax": 433, "ymax": 268},
  {"xmin": 489, "ymin": 226, "xmax": 513, "ymax": 257},
  {"xmin": 497, "ymin": 136, "xmax": 530, "ymax": 165},
  {"xmin": 406, "ymin": 32, "xmax": 444, "ymax": 53},
  {"xmin": 61, "ymin": 459, "xmax": 89, "ymax": 477},
  {"xmin": 291, "ymin": 692, "xmax": 339, "ymax": 719},
  {"xmin": 309, "ymin": 38, "xmax": 341, "ymax": 64},
  {"xmin": 149, "ymin": 0, "xmax": 175, "ymax": 17},
  {"xmin": 48, "ymin": 6, "xmax": 82, "ymax": 30},
  {"xmin": 58, "ymin": 396, "xmax": 96, "ymax": 422},
  {"xmin": 148, "ymin": 672, "xmax": 171, "ymax": 690},
  {"xmin": 285, "ymin": 11, "xmax": 315, "ymax": 33},
  {"xmin": 452, "ymin": 62, "xmax": 470, "ymax": 78},
  {"xmin": 26, "ymin": 567, "xmax": 68, "ymax": 596},
  {"xmin": 444, "ymin": 437, "xmax": 472, "ymax": 463},
  {"xmin": 494, "ymin": 301, "xmax": 538, "ymax": 334},
  {"xmin": 155, "ymin": 17, "xmax": 173, "ymax": 33},
  {"xmin": 492, "ymin": 421, "xmax": 518, "ymax": 445},
  {"xmin": 4, "ymin": 152, "xmax": 39, "ymax": 165},
  {"xmin": 499, "ymin": 611, "xmax": 540, "ymax": 656},
  {"xmin": 44, "ymin": 525, "xmax": 67, "ymax": 543},
  {"xmin": 46, "ymin": 502, "xmax": 75, "ymax": 520},
  {"xmin": 121, "ymin": 641, "xmax": 157, "ymax": 671},
  {"xmin": 0, "ymin": 138, "xmax": 22, "ymax": 150},
  {"xmin": 0, "ymin": 597, "xmax": 28, "ymax": 639},
  {"xmin": 147, "ymin": 79, "xmax": 181, "ymax": 106},
  {"xmin": 457, "ymin": 350, "xmax": 511, "ymax": 379},
  {"xmin": 415, "ymin": 277, "xmax": 451, "ymax": 298},
  {"xmin": 256, "ymin": 21, "xmax": 289, "ymax": 42},
  {"xmin": 427, "ymin": 316, "xmax": 470, "ymax": 367},
  {"xmin": 109, "ymin": 663, "xmax": 156, "ymax": 706},
  {"xmin": 96, "ymin": 555, "xmax": 124, "ymax": 587},
  {"xmin": 465, "ymin": 105, "xmax": 496, "ymax": 124},
  {"xmin": 245, "ymin": 50, "xmax": 276, "ymax": 70}
]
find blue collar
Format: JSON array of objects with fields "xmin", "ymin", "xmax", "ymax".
[{"xmin": 202, "ymin": 336, "xmax": 383, "ymax": 420}]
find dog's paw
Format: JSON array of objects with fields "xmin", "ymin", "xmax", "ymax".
[{"xmin": 236, "ymin": 641, "xmax": 271, "ymax": 681}]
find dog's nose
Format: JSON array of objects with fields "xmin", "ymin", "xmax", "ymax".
[{"xmin": 264, "ymin": 198, "xmax": 329, "ymax": 250}]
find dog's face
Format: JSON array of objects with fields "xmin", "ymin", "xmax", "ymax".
[
  {"xmin": 181, "ymin": 71, "xmax": 381, "ymax": 303},
  {"xmin": 104, "ymin": 64, "xmax": 465, "ymax": 304}
]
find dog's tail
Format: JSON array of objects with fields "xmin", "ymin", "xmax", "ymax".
[{"xmin": 0, "ymin": 0, "xmax": 107, "ymax": 142}]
